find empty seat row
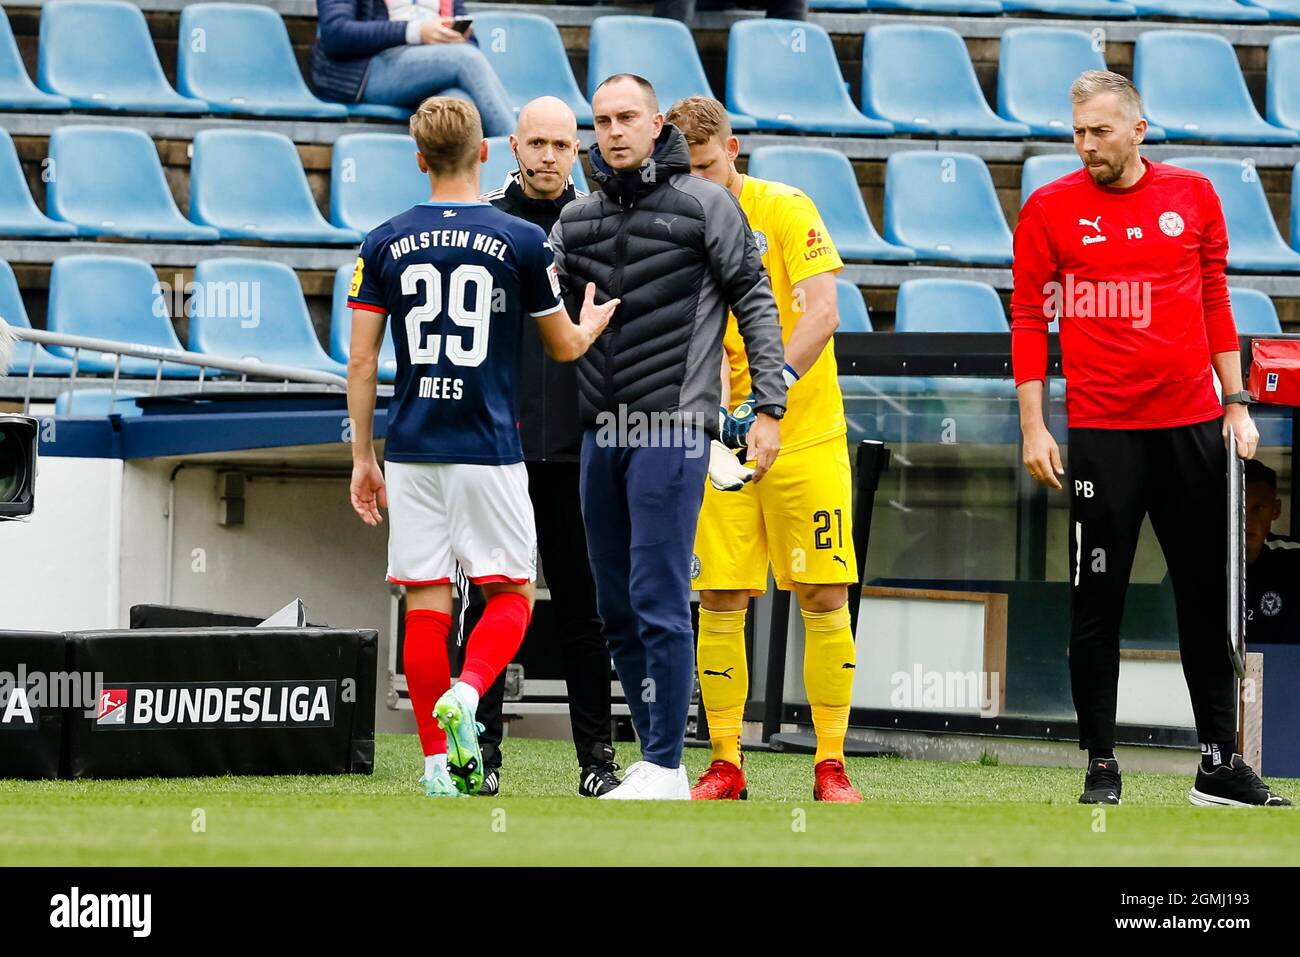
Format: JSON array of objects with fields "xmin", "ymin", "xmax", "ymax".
[
  {"xmin": 0, "ymin": 126, "xmax": 359, "ymax": 245},
  {"xmin": 2, "ymin": 255, "xmax": 372, "ymax": 380},
  {"xmin": 759, "ymin": 145, "xmax": 1300, "ymax": 271},
  {"xmin": 8, "ymin": 6, "xmax": 1300, "ymax": 146},
  {"xmin": 835, "ymin": 276, "xmax": 1283, "ymax": 335},
  {"xmin": 810, "ymin": 0, "xmax": 1300, "ymax": 20}
]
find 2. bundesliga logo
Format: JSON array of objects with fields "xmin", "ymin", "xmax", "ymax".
[{"xmin": 95, "ymin": 681, "xmax": 336, "ymax": 730}]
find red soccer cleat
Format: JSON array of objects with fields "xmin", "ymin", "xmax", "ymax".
[
  {"xmin": 813, "ymin": 759, "xmax": 863, "ymax": 803},
  {"xmin": 690, "ymin": 759, "xmax": 748, "ymax": 800}
]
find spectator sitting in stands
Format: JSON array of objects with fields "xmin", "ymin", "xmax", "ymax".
[
  {"xmin": 311, "ymin": 0, "xmax": 514, "ymax": 136},
  {"xmin": 1245, "ymin": 459, "xmax": 1300, "ymax": 645}
]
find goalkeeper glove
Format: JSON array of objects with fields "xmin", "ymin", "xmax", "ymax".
[
  {"xmin": 708, "ymin": 440, "xmax": 754, "ymax": 491},
  {"xmin": 720, "ymin": 395, "xmax": 756, "ymax": 450}
]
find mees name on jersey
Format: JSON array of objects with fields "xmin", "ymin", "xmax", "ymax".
[{"xmin": 388, "ymin": 228, "xmax": 510, "ymax": 263}]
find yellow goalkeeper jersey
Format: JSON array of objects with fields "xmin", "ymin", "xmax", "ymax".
[{"xmin": 722, "ymin": 174, "xmax": 847, "ymax": 454}]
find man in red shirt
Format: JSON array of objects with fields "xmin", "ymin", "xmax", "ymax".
[{"xmin": 1013, "ymin": 71, "xmax": 1289, "ymax": 807}]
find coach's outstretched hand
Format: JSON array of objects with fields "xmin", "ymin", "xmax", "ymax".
[
  {"xmin": 351, "ymin": 457, "xmax": 388, "ymax": 526},
  {"xmin": 746, "ymin": 413, "xmax": 780, "ymax": 483},
  {"xmin": 1022, "ymin": 424, "xmax": 1064, "ymax": 490},
  {"xmin": 578, "ymin": 282, "xmax": 618, "ymax": 349}
]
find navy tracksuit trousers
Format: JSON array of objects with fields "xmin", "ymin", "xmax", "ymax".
[{"xmin": 579, "ymin": 428, "xmax": 709, "ymax": 770}]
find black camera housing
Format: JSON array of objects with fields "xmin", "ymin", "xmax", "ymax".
[{"xmin": 0, "ymin": 413, "xmax": 37, "ymax": 519}]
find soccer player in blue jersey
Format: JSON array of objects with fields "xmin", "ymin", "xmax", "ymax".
[{"xmin": 346, "ymin": 97, "xmax": 618, "ymax": 799}]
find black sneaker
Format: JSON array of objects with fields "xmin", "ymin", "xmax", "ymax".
[
  {"xmin": 1079, "ymin": 757, "xmax": 1122, "ymax": 805},
  {"xmin": 1189, "ymin": 755, "xmax": 1292, "ymax": 807},
  {"xmin": 578, "ymin": 744, "xmax": 622, "ymax": 797},
  {"xmin": 477, "ymin": 765, "xmax": 500, "ymax": 797}
]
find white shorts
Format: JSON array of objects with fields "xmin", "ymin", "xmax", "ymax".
[{"xmin": 384, "ymin": 460, "xmax": 537, "ymax": 586}]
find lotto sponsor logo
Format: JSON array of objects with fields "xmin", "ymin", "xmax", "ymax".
[
  {"xmin": 803, "ymin": 227, "xmax": 833, "ymax": 260},
  {"xmin": 94, "ymin": 680, "xmax": 336, "ymax": 731}
]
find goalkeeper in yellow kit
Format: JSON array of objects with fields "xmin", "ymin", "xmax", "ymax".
[{"xmin": 666, "ymin": 97, "xmax": 862, "ymax": 802}]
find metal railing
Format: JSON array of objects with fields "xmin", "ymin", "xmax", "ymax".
[{"xmin": 6, "ymin": 328, "xmax": 348, "ymax": 415}]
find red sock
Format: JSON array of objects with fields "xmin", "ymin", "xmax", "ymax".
[
  {"xmin": 403, "ymin": 609, "xmax": 452, "ymax": 756},
  {"xmin": 459, "ymin": 592, "xmax": 532, "ymax": 695}
]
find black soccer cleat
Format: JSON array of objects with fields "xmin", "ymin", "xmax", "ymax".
[
  {"xmin": 579, "ymin": 761, "xmax": 622, "ymax": 797},
  {"xmin": 1078, "ymin": 757, "xmax": 1122, "ymax": 805},
  {"xmin": 477, "ymin": 765, "xmax": 500, "ymax": 798},
  {"xmin": 1189, "ymin": 755, "xmax": 1292, "ymax": 807}
]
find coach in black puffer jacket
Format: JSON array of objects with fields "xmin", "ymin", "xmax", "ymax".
[
  {"xmin": 550, "ymin": 123, "xmax": 786, "ymax": 438},
  {"xmin": 548, "ymin": 76, "xmax": 786, "ymax": 791}
]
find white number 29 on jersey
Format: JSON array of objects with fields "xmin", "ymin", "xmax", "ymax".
[{"xmin": 399, "ymin": 263, "xmax": 494, "ymax": 367}]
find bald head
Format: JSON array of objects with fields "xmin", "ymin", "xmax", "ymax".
[
  {"xmin": 518, "ymin": 96, "xmax": 577, "ymax": 136},
  {"xmin": 510, "ymin": 96, "xmax": 581, "ymax": 200}
]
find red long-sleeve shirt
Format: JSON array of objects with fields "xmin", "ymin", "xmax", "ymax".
[{"xmin": 1011, "ymin": 158, "xmax": 1238, "ymax": 429}]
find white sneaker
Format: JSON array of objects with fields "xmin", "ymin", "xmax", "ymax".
[{"xmin": 598, "ymin": 761, "xmax": 691, "ymax": 800}]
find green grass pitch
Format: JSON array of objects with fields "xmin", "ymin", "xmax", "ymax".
[{"xmin": 0, "ymin": 735, "xmax": 1295, "ymax": 866}]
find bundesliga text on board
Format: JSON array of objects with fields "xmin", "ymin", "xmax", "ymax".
[{"xmin": 94, "ymin": 680, "xmax": 336, "ymax": 730}]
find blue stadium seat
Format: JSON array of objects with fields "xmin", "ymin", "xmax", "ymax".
[
  {"xmin": 330, "ymin": 134, "xmax": 429, "ymax": 234},
  {"xmin": 727, "ymin": 20, "xmax": 893, "ymax": 135},
  {"xmin": 1166, "ymin": 156, "xmax": 1300, "ymax": 272},
  {"xmin": 37, "ymin": 1, "xmax": 206, "ymax": 114},
  {"xmin": 836, "ymin": 280, "xmax": 872, "ymax": 333},
  {"xmin": 884, "ymin": 152, "xmax": 1013, "ymax": 265},
  {"xmin": 999, "ymin": 28, "xmax": 1165, "ymax": 141},
  {"xmin": 0, "ymin": 9, "xmax": 68, "ymax": 110},
  {"xmin": 45, "ymin": 126, "xmax": 219, "ymax": 241},
  {"xmin": 1020, "ymin": 153, "xmax": 1083, "ymax": 206},
  {"xmin": 869, "ymin": 0, "xmax": 1002, "ymax": 11},
  {"xmin": 45, "ymin": 255, "xmax": 200, "ymax": 377},
  {"xmin": 746, "ymin": 146, "xmax": 913, "ymax": 261},
  {"xmin": 1243, "ymin": 0, "xmax": 1300, "ymax": 18},
  {"xmin": 190, "ymin": 130, "xmax": 362, "ymax": 244},
  {"xmin": 1001, "ymin": 0, "xmax": 1135, "ymax": 13},
  {"xmin": 588, "ymin": 17, "xmax": 755, "ymax": 130},
  {"xmin": 468, "ymin": 13, "xmax": 592, "ymax": 125},
  {"xmin": 189, "ymin": 260, "xmax": 347, "ymax": 377},
  {"xmin": 1127, "ymin": 1, "xmax": 1268, "ymax": 19},
  {"xmin": 862, "ymin": 25, "xmax": 1029, "ymax": 138},
  {"xmin": 330, "ymin": 263, "xmax": 397, "ymax": 383},
  {"xmin": 348, "ymin": 103, "xmax": 410, "ymax": 121},
  {"xmin": 0, "ymin": 259, "xmax": 72, "ymax": 376},
  {"xmin": 177, "ymin": 4, "xmax": 348, "ymax": 119},
  {"xmin": 1229, "ymin": 288, "xmax": 1282, "ymax": 335},
  {"xmin": 1268, "ymin": 36, "xmax": 1300, "ymax": 133},
  {"xmin": 55, "ymin": 388, "xmax": 145, "ymax": 416},
  {"xmin": 809, "ymin": 0, "xmax": 868, "ymax": 8},
  {"xmin": 0, "ymin": 128, "xmax": 75, "ymax": 237},
  {"xmin": 480, "ymin": 135, "xmax": 589, "ymax": 194},
  {"xmin": 1135, "ymin": 32, "xmax": 1297, "ymax": 144},
  {"xmin": 895, "ymin": 279, "xmax": 1008, "ymax": 333}
]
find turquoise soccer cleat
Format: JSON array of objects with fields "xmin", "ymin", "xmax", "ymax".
[
  {"xmin": 419, "ymin": 765, "xmax": 466, "ymax": 799},
  {"xmin": 434, "ymin": 688, "xmax": 485, "ymax": 796}
]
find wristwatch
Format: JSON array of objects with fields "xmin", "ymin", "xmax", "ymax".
[
  {"xmin": 754, "ymin": 404, "xmax": 786, "ymax": 420},
  {"xmin": 1223, "ymin": 391, "xmax": 1253, "ymax": 407}
]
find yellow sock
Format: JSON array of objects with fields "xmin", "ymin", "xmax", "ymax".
[
  {"xmin": 802, "ymin": 604, "xmax": 855, "ymax": 765},
  {"xmin": 696, "ymin": 607, "xmax": 748, "ymax": 768}
]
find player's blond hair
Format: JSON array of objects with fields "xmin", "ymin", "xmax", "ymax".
[
  {"xmin": 665, "ymin": 96, "xmax": 732, "ymax": 145},
  {"xmin": 1070, "ymin": 70, "xmax": 1145, "ymax": 121},
  {"xmin": 409, "ymin": 96, "xmax": 483, "ymax": 176}
]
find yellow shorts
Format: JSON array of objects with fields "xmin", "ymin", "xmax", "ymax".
[{"xmin": 692, "ymin": 437, "xmax": 857, "ymax": 594}]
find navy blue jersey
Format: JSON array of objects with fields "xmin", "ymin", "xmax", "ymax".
[{"xmin": 348, "ymin": 201, "xmax": 563, "ymax": 464}]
